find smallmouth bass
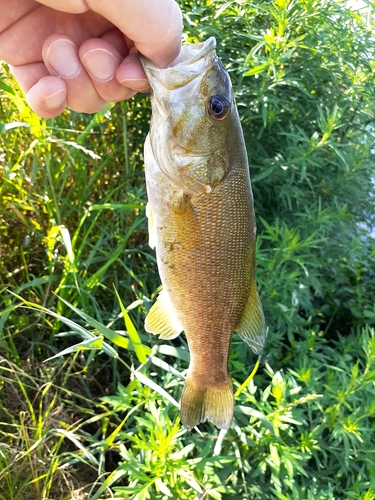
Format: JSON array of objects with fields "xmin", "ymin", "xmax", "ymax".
[{"xmin": 141, "ymin": 37, "xmax": 266, "ymax": 430}]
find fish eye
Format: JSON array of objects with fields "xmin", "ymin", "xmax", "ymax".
[{"xmin": 207, "ymin": 95, "xmax": 230, "ymax": 120}]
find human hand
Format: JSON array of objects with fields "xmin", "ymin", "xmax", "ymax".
[{"xmin": 0, "ymin": 0, "xmax": 182, "ymax": 118}]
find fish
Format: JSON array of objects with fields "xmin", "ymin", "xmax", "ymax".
[{"xmin": 140, "ymin": 37, "xmax": 266, "ymax": 430}]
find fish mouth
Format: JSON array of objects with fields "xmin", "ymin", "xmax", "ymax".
[
  {"xmin": 140, "ymin": 37, "xmax": 217, "ymax": 91},
  {"xmin": 169, "ymin": 37, "xmax": 216, "ymax": 69}
]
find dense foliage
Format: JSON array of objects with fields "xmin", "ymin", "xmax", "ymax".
[{"xmin": 1, "ymin": 0, "xmax": 374, "ymax": 498}]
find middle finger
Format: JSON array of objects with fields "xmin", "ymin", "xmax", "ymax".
[{"xmin": 43, "ymin": 34, "xmax": 107, "ymax": 113}]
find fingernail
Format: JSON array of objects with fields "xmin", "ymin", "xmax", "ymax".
[
  {"xmin": 44, "ymin": 88, "xmax": 66, "ymax": 109},
  {"xmin": 119, "ymin": 78, "xmax": 150, "ymax": 92},
  {"xmin": 47, "ymin": 39, "xmax": 80, "ymax": 78},
  {"xmin": 82, "ymin": 49, "xmax": 117, "ymax": 82}
]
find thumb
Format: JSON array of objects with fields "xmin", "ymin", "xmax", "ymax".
[{"xmin": 86, "ymin": 0, "xmax": 182, "ymax": 67}]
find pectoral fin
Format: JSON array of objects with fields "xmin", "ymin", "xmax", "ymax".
[
  {"xmin": 236, "ymin": 283, "xmax": 266, "ymax": 355},
  {"xmin": 145, "ymin": 290, "xmax": 184, "ymax": 339},
  {"xmin": 146, "ymin": 203, "xmax": 156, "ymax": 249}
]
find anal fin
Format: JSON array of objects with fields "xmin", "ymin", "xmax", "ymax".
[
  {"xmin": 236, "ymin": 283, "xmax": 266, "ymax": 355},
  {"xmin": 145, "ymin": 290, "xmax": 183, "ymax": 340}
]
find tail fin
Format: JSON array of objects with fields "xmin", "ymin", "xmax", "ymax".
[{"xmin": 180, "ymin": 376, "xmax": 234, "ymax": 430}]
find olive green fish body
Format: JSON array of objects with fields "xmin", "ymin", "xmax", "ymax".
[{"xmin": 142, "ymin": 38, "xmax": 266, "ymax": 430}]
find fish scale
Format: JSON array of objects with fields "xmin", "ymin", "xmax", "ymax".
[{"xmin": 141, "ymin": 37, "xmax": 266, "ymax": 430}]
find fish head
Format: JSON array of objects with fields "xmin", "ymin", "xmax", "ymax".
[{"xmin": 141, "ymin": 37, "xmax": 239, "ymax": 196}]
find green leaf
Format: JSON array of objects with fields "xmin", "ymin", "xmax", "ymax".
[
  {"xmin": 0, "ymin": 79, "xmax": 15, "ymax": 94},
  {"xmin": 0, "ymin": 121, "xmax": 29, "ymax": 133},
  {"xmin": 114, "ymin": 287, "xmax": 151, "ymax": 364},
  {"xmin": 133, "ymin": 370, "xmax": 179, "ymax": 408},
  {"xmin": 44, "ymin": 336, "xmax": 104, "ymax": 361},
  {"xmin": 57, "ymin": 296, "xmax": 130, "ymax": 350},
  {"xmin": 244, "ymin": 63, "xmax": 269, "ymax": 76}
]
